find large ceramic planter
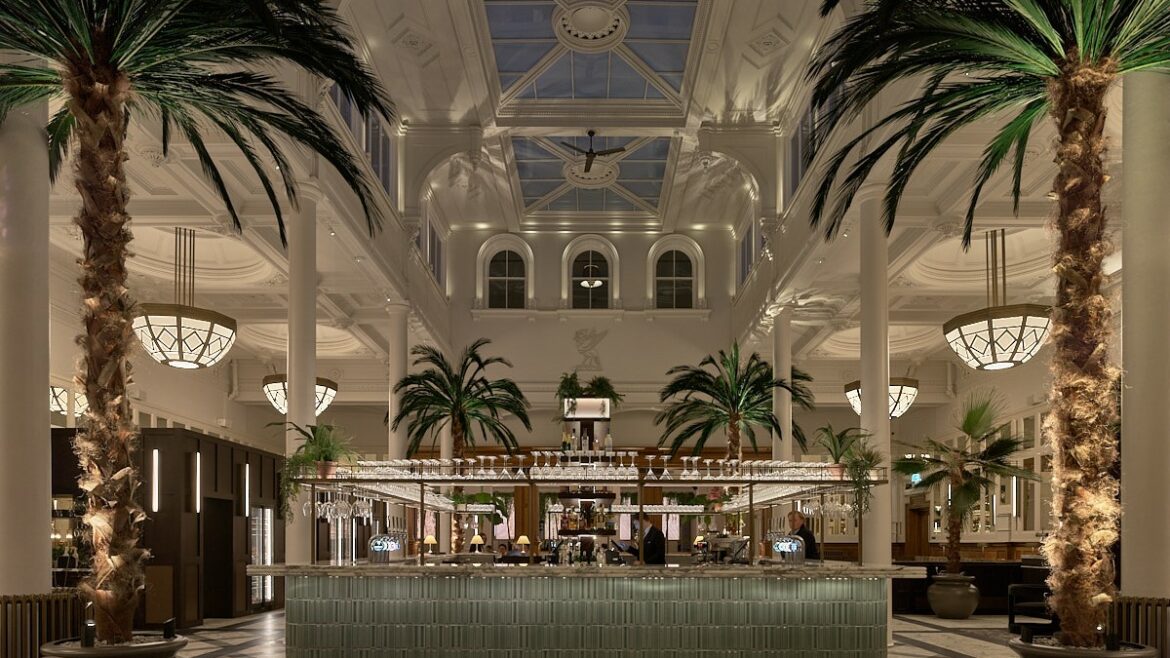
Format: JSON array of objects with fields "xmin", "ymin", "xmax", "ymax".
[
  {"xmin": 316, "ymin": 460, "xmax": 336, "ymax": 479},
  {"xmin": 928, "ymin": 572, "xmax": 980, "ymax": 619},
  {"xmin": 1008, "ymin": 638, "xmax": 1157, "ymax": 657},
  {"xmin": 42, "ymin": 633, "xmax": 188, "ymax": 658}
]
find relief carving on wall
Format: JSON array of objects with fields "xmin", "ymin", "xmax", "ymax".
[{"xmin": 573, "ymin": 328, "xmax": 608, "ymax": 372}]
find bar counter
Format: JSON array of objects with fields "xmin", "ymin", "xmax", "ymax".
[{"xmin": 250, "ymin": 562, "xmax": 926, "ymax": 657}]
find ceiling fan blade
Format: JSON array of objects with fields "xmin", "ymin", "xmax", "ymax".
[
  {"xmin": 584, "ymin": 153, "xmax": 596, "ymax": 172},
  {"xmin": 594, "ymin": 147, "xmax": 626, "ymax": 156},
  {"xmin": 560, "ymin": 142, "xmax": 588, "ymax": 154}
]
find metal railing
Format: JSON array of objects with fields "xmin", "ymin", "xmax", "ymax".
[
  {"xmin": 1114, "ymin": 597, "xmax": 1170, "ymax": 657},
  {"xmin": 0, "ymin": 589, "xmax": 83, "ymax": 658}
]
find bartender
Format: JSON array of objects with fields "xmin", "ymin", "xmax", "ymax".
[
  {"xmin": 787, "ymin": 510, "xmax": 820, "ymax": 560},
  {"xmin": 621, "ymin": 514, "xmax": 666, "ymax": 565}
]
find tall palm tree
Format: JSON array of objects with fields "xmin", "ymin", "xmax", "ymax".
[
  {"xmin": 0, "ymin": 0, "xmax": 392, "ymax": 643},
  {"xmin": 893, "ymin": 395, "xmax": 1036, "ymax": 576},
  {"xmin": 391, "ymin": 339, "xmax": 532, "ymax": 550},
  {"xmin": 655, "ymin": 342, "xmax": 815, "ymax": 459},
  {"xmin": 806, "ymin": 1, "xmax": 1167, "ymax": 645}
]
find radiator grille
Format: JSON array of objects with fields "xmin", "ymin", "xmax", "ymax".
[
  {"xmin": 0, "ymin": 590, "xmax": 83, "ymax": 658},
  {"xmin": 1113, "ymin": 597, "xmax": 1170, "ymax": 657}
]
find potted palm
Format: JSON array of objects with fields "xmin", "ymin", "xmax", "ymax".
[
  {"xmin": 0, "ymin": 1, "xmax": 392, "ymax": 652},
  {"xmin": 808, "ymin": 1, "xmax": 1168, "ymax": 652},
  {"xmin": 892, "ymin": 395, "xmax": 1036, "ymax": 620},
  {"xmin": 554, "ymin": 372, "xmax": 624, "ymax": 421},
  {"xmin": 391, "ymin": 339, "xmax": 532, "ymax": 552},
  {"xmin": 656, "ymin": 343, "xmax": 814, "ymax": 459},
  {"xmin": 844, "ymin": 438, "xmax": 883, "ymax": 563},
  {"xmin": 278, "ymin": 423, "xmax": 356, "ymax": 521},
  {"xmin": 815, "ymin": 424, "xmax": 869, "ymax": 479}
]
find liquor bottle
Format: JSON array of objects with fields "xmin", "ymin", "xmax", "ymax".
[
  {"xmin": 604, "ymin": 432, "xmax": 614, "ymax": 452},
  {"xmin": 561, "ymin": 430, "xmax": 571, "ymax": 452},
  {"xmin": 570, "ymin": 429, "xmax": 578, "ymax": 452}
]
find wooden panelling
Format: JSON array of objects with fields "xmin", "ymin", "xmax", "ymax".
[{"xmin": 144, "ymin": 565, "xmax": 174, "ymax": 624}]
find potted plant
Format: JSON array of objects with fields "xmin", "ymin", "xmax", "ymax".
[
  {"xmin": 554, "ymin": 373, "xmax": 624, "ymax": 421},
  {"xmin": 656, "ymin": 342, "xmax": 814, "ymax": 459},
  {"xmin": 892, "ymin": 395, "xmax": 1036, "ymax": 620},
  {"xmin": 808, "ymin": 1, "xmax": 1168, "ymax": 652},
  {"xmin": 815, "ymin": 424, "xmax": 869, "ymax": 478},
  {"xmin": 843, "ymin": 438, "xmax": 883, "ymax": 563},
  {"xmin": 278, "ymin": 423, "xmax": 356, "ymax": 522},
  {"xmin": 391, "ymin": 339, "xmax": 532, "ymax": 552},
  {"xmin": 0, "ymin": 1, "xmax": 391, "ymax": 653}
]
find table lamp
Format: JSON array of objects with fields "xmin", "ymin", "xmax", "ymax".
[
  {"xmin": 470, "ymin": 533, "xmax": 484, "ymax": 553},
  {"xmin": 423, "ymin": 534, "xmax": 438, "ymax": 555},
  {"xmin": 515, "ymin": 535, "xmax": 530, "ymax": 555}
]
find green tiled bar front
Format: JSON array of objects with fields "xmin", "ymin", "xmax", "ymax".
[{"xmin": 283, "ymin": 573, "xmax": 888, "ymax": 657}]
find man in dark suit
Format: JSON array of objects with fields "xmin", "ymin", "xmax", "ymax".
[
  {"xmin": 624, "ymin": 514, "xmax": 667, "ymax": 565},
  {"xmin": 788, "ymin": 510, "xmax": 820, "ymax": 560}
]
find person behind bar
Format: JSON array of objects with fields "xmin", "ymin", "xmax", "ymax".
[
  {"xmin": 622, "ymin": 514, "xmax": 666, "ymax": 565},
  {"xmin": 496, "ymin": 543, "xmax": 508, "ymax": 559},
  {"xmin": 787, "ymin": 509, "xmax": 820, "ymax": 560}
]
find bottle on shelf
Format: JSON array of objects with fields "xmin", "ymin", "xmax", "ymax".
[
  {"xmin": 570, "ymin": 429, "xmax": 578, "ymax": 453},
  {"xmin": 604, "ymin": 432, "xmax": 614, "ymax": 452},
  {"xmin": 561, "ymin": 429, "xmax": 571, "ymax": 452}
]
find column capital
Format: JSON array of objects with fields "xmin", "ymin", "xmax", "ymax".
[
  {"xmin": 385, "ymin": 301, "xmax": 411, "ymax": 317},
  {"xmin": 295, "ymin": 178, "xmax": 324, "ymax": 204}
]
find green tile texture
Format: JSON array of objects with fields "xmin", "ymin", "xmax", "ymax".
[{"xmin": 284, "ymin": 574, "xmax": 888, "ymax": 657}]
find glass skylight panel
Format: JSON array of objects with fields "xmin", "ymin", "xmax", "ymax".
[
  {"xmin": 577, "ymin": 189, "xmax": 606, "ymax": 211},
  {"xmin": 535, "ymin": 54, "xmax": 573, "ymax": 97},
  {"xmin": 484, "ymin": 2, "xmax": 556, "ymax": 39},
  {"xmin": 624, "ymin": 138, "xmax": 671, "ymax": 160},
  {"xmin": 520, "ymin": 179, "xmax": 563, "ymax": 200},
  {"xmin": 573, "ymin": 52, "xmax": 609, "ymax": 97},
  {"xmin": 609, "ymin": 54, "xmax": 650, "ymax": 98},
  {"xmin": 516, "ymin": 160, "xmax": 564, "ymax": 179},
  {"xmin": 619, "ymin": 180, "xmax": 663, "ymax": 198},
  {"xmin": 512, "ymin": 138, "xmax": 558, "ymax": 161},
  {"xmin": 626, "ymin": 3, "xmax": 697, "ymax": 40},
  {"xmin": 492, "ymin": 43, "xmax": 556, "ymax": 73}
]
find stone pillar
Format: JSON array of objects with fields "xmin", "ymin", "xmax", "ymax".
[
  {"xmin": 771, "ymin": 308, "xmax": 794, "ymax": 461},
  {"xmin": 1121, "ymin": 72, "xmax": 1170, "ymax": 597},
  {"xmin": 386, "ymin": 303, "xmax": 410, "ymax": 459},
  {"xmin": 439, "ymin": 424, "xmax": 453, "ymax": 553},
  {"xmin": 0, "ymin": 98, "xmax": 50, "ymax": 595},
  {"xmin": 285, "ymin": 183, "xmax": 318, "ymax": 565}
]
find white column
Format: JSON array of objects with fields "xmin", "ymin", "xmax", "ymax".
[
  {"xmin": 0, "ymin": 98, "xmax": 50, "ymax": 595},
  {"xmin": 1121, "ymin": 72, "xmax": 1170, "ymax": 598},
  {"xmin": 772, "ymin": 308, "xmax": 794, "ymax": 460},
  {"xmin": 285, "ymin": 184, "xmax": 318, "ymax": 565},
  {"xmin": 439, "ymin": 424, "xmax": 452, "ymax": 553},
  {"xmin": 859, "ymin": 197, "xmax": 892, "ymax": 567},
  {"xmin": 386, "ymin": 304, "xmax": 410, "ymax": 459}
]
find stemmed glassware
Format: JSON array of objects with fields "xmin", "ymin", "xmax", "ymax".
[
  {"xmin": 487, "ymin": 455, "xmax": 498, "ymax": 479},
  {"xmin": 703, "ymin": 458, "xmax": 713, "ymax": 480},
  {"xmin": 658, "ymin": 454, "xmax": 672, "ymax": 481}
]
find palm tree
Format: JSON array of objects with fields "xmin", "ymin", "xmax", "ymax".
[
  {"xmin": 0, "ymin": 0, "xmax": 391, "ymax": 643},
  {"xmin": 391, "ymin": 339, "xmax": 532, "ymax": 551},
  {"xmin": 806, "ymin": 1, "xmax": 1165, "ymax": 645},
  {"xmin": 893, "ymin": 395, "xmax": 1036, "ymax": 576},
  {"xmin": 655, "ymin": 342, "xmax": 815, "ymax": 459}
]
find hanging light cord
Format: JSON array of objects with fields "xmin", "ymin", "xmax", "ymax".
[
  {"xmin": 173, "ymin": 227, "xmax": 196, "ymax": 306},
  {"xmin": 985, "ymin": 228, "xmax": 1009, "ymax": 308}
]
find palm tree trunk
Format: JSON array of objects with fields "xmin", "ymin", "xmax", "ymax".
[
  {"xmin": 727, "ymin": 417, "xmax": 740, "ymax": 461},
  {"xmin": 945, "ymin": 506, "xmax": 962, "ymax": 576},
  {"xmin": 451, "ymin": 421, "xmax": 466, "ymax": 554},
  {"xmin": 1040, "ymin": 61, "xmax": 1119, "ymax": 648},
  {"xmin": 64, "ymin": 63, "xmax": 145, "ymax": 644}
]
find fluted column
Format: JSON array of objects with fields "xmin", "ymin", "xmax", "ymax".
[
  {"xmin": 771, "ymin": 307, "xmax": 794, "ymax": 460},
  {"xmin": 285, "ymin": 182, "xmax": 319, "ymax": 565},
  {"xmin": 386, "ymin": 303, "xmax": 410, "ymax": 458},
  {"xmin": 1121, "ymin": 72, "xmax": 1170, "ymax": 597},
  {"xmin": 859, "ymin": 197, "xmax": 891, "ymax": 567},
  {"xmin": 439, "ymin": 424, "xmax": 453, "ymax": 553},
  {"xmin": 0, "ymin": 97, "xmax": 49, "ymax": 595}
]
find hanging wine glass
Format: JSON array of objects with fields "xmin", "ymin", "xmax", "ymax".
[{"xmin": 658, "ymin": 454, "xmax": 672, "ymax": 481}]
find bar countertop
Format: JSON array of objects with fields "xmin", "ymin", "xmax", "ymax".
[{"xmin": 249, "ymin": 561, "xmax": 927, "ymax": 579}]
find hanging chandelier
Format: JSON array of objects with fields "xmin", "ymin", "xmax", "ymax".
[
  {"xmin": 49, "ymin": 386, "xmax": 88, "ymax": 416},
  {"xmin": 134, "ymin": 228, "xmax": 237, "ymax": 369},
  {"xmin": 579, "ymin": 264, "xmax": 603, "ymax": 288},
  {"xmin": 943, "ymin": 229, "xmax": 1050, "ymax": 371},
  {"xmin": 844, "ymin": 377, "xmax": 919, "ymax": 419},
  {"xmin": 262, "ymin": 374, "xmax": 338, "ymax": 416}
]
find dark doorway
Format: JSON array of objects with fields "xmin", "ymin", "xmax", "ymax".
[
  {"xmin": 202, "ymin": 498, "xmax": 234, "ymax": 618},
  {"xmin": 905, "ymin": 508, "xmax": 930, "ymax": 559}
]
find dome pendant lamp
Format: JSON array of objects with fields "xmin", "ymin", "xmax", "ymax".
[
  {"xmin": 134, "ymin": 228, "xmax": 237, "ymax": 369},
  {"xmin": 943, "ymin": 229, "xmax": 1050, "ymax": 371}
]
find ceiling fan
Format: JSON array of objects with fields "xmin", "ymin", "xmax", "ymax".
[{"xmin": 561, "ymin": 130, "xmax": 625, "ymax": 173}]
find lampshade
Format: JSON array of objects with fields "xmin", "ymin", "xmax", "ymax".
[
  {"xmin": 423, "ymin": 534, "xmax": 438, "ymax": 545},
  {"xmin": 470, "ymin": 534, "xmax": 485, "ymax": 546},
  {"xmin": 943, "ymin": 230, "xmax": 1050, "ymax": 371},
  {"xmin": 134, "ymin": 229, "xmax": 236, "ymax": 369},
  {"xmin": 262, "ymin": 375, "xmax": 338, "ymax": 416},
  {"xmin": 694, "ymin": 535, "xmax": 705, "ymax": 545},
  {"xmin": 844, "ymin": 378, "xmax": 919, "ymax": 419},
  {"xmin": 49, "ymin": 386, "xmax": 88, "ymax": 416},
  {"xmin": 515, "ymin": 535, "xmax": 531, "ymax": 546}
]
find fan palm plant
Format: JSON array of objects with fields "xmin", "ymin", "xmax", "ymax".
[
  {"xmin": 655, "ymin": 342, "xmax": 815, "ymax": 459},
  {"xmin": 893, "ymin": 395, "xmax": 1036, "ymax": 576},
  {"xmin": 807, "ymin": 0, "xmax": 1164, "ymax": 645},
  {"xmin": 391, "ymin": 339, "xmax": 532, "ymax": 551},
  {"xmin": 0, "ymin": 0, "xmax": 391, "ymax": 643}
]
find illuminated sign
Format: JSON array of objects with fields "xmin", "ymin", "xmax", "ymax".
[
  {"xmin": 369, "ymin": 534, "xmax": 401, "ymax": 563},
  {"xmin": 773, "ymin": 537, "xmax": 803, "ymax": 554}
]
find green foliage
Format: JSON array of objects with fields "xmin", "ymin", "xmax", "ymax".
[
  {"xmin": 556, "ymin": 372, "xmax": 585, "ymax": 401},
  {"xmin": 552, "ymin": 372, "xmax": 624, "ymax": 422},
  {"xmin": 844, "ymin": 439, "xmax": 884, "ymax": 522},
  {"xmin": 275, "ymin": 423, "xmax": 355, "ymax": 523},
  {"xmin": 391, "ymin": 339, "xmax": 532, "ymax": 457},
  {"xmin": 0, "ymin": 0, "xmax": 395, "ymax": 245},
  {"xmin": 655, "ymin": 343, "xmax": 815, "ymax": 456},
  {"xmin": 815, "ymin": 423, "xmax": 869, "ymax": 464},
  {"xmin": 583, "ymin": 375, "xmax": 625, "ymax": 407},
  {"xmin": 450, "ymin": 491, "xmax": 512, "ymax": 527}
]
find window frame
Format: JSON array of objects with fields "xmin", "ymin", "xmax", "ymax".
[
  {"xmin": 475, "ymin": 234, "xmax": 536, "ymax": 310},
  {"xmin": 561, "ymin": 234, "xmax": 621, "ymax": 309}
]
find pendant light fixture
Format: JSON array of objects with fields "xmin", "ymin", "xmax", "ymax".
[
  {"xmin": 844, "ymin": 377, "xmax": 919, "ymax": 419},
  {"xmin": 134, "ymin": 228, "xmax": 237, "ymax": 369},
  {"xmin": 579, "ymin": 263, "xmax": 603, "ymax": 289},
  {"xmin": 943, "ymin": 229, "xmax": 1050, "ymax": 371},
  {"xmin": 262, "ymin": 374, "xmax": 338, "ymax": 416},
  {"xmin": 49, "ymin": 386, "xmax": 88, "ymax": 416}
]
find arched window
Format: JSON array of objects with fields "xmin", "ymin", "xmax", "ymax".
[
  {"xmin": 487, "ymin": 250, "xmax": 526, "ymax": 309},
  {"xmin": 655, "ymin": 250, "xmax": 693, "ymax": 309},
  {"xmin": 571, "ymin": 250, "xmax": 610, "ymax": 309}
]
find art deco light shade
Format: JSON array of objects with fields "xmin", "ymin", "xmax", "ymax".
[
  {"xmin": 844, "ymin": 378, "xmax": 919, "ymax": 419},
  {"xmin": 262, "ymin": 375, "xmax": 338, "ymax": 416}
]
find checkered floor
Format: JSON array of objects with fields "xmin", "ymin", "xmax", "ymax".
[{"xmin": 176, "ymin": 611, "xmax": 1038, "ymax": 657}]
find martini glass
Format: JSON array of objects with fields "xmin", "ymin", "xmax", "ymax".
[{"xmin": 658, "ymin": 454, "xmax": 672, "ymax": 481}]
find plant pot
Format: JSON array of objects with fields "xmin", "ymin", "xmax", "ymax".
[
  {"xmin": 316, "ymin": 460, "xmax": 336, "ymax": 479},
  {"xmin": 42, "ymin": 633, "xmax": 188, "ymax": 658},
  {"xmin": 927, "ymin": 573, "xmax": 980, "ymax": 619},
  {"xmin": 1008, "ymin": 638, "xmax": 1157, "ymax": 657},
  {"xmin": 829, "ymin": 463, "xmax": 846, "ymax": 479}
]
